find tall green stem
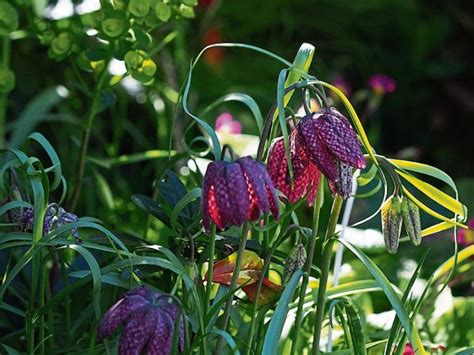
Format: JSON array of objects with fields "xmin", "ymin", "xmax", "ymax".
[
  {"xmin": 291, "ymin": 179, "xmax": 325, "ymax": 354},
  {"xmin": 0, "ymin": 36, "xmax": 11, "ymax": 148},
  {"xmin": 214, "ymin": 222, "xmax": 251, "ymax": 354},
  {"xmin": 68, "ymin": 63, "xmax": 109, "ymax": 212},
  {"xmin": 312, "ymin": 195, "xmax": 343, "ymax": 355},
  {"xmin": 204, "ymin": 224, "xmax": 216, "ymax": 316}
]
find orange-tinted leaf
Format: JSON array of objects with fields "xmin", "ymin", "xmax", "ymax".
[
  {"xmin": 208, "ymin": 250, "xmax": 263, "ymax": 286},
  {"xmin": 243, "ymin": 278, "xmax": 284, "ymax": 306}
]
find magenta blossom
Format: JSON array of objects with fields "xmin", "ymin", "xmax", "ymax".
[
  {"xmin": 267, "ymin": 130, "xmax": 321, "ymax": 205},
  {"xmin": 332, "ymin": 75, "xmax": 352, "ymax": 97},
  {"xmin": 215, "ymin": 112, "xmax": 242, "ymax": 134},
  {"xmin": 297, "ymin": 107, "xmax": 366, "ymax": 198},
  {"xmin": 201, "ymin": 156, "xmax": 279, "ymax": 230},
  {"xmin": 457, "ymin": 218, "xmax": 474, "ymax": 247},
  {"xmin": 368, "ymin": 74, "xmax": 396, "ymax": 94},
  {"xmin": 98, "ymin": 286, "xmax": 184, "ymax": 355}
]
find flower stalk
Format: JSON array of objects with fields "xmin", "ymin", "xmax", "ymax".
[
  {"xmin": 312, "ymin": 194, "xmax": 343, "ymax": 354},
  {"xmin": 204, "ymin": 223, "xmax": 217, "ymax": 316}
]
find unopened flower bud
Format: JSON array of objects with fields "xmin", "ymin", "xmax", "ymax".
[
  {"xmin": 401, "ymin": 197, "xmax": 421, "ymax": 246},
  {"xmin": 382, "ymin": 196, "xmax": 402, "ymax": 254},
  {"xmin": 0, "ymin": 2, "xmax": 19, "ymax": 36},
  {"xmin": 284, "ymin": 242, "xmax": 307, "ymax": 282}
]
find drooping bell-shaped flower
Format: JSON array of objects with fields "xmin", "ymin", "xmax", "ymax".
[
  {"xmin": 267, "ymin": 130, "xmax": 320, "ymax": 205},
  {"xmin": 201, "ymin": 156, "xmax": 279, "ymax": 230},
  {"xmin": 98, "ymin": 286, "xmax": 184, "ymax": 355},
  {"xmin": 297, "ymin": 107, "xmax": 366, "ymax": 198}
]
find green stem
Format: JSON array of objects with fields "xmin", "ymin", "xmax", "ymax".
[
  {"xmin": 0, "ymin": 36, "xmax": 11, "ymax": 148},
  {"xmin": 291, "ymin": 179, "xmax": 325, "ymax": 354},
  {"xmin": 312, "ymin": 195, "xmax": 343, "ymax": 355},
  {"xmin": 204, "ymin": 224, "xmax": 216, "ymax": 317},
  {"xmin": 68, "ymin": 63, "xmax": 110, "ymax": 212},
  {"xmin": 214, "ymin": 222, "xmax": 251, "ymax": 354}
]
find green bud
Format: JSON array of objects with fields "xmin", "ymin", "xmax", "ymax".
[
  {"xmin": 182, "ymin": 0, "xmax": 198, "ymax": 6},
  {"xmin": 0, "ymin": 65, "xmax": 15, "ymax": 93},
  {"xmin": 49, "ymin": 32, "xmax": 73, "ymax": 59},
  {"xmin": 283, "ymin": 242, "xmax": 307, "ymax": 283},
  {"xmin": 129, "ymin": 0, "xmax": 151, "ymax": 17},
  {"xmin": 401, "ymin": 197, "xmax": 421, "ymax": 246},
  {"xmin": 124, "ymin": 50, "xmax": 157, "ymax": 83},
  {"xmin": 155, "ymin": 3, "xmax": 172, "ymax": 22},
  {"xmin": 179, "ymin": 4, "xmax": 195, "ymax": 18},
  {"xmin": 0, "ymin": 2, "xmax": 19, "ymax": 36},
  {"xmin": 101, "ymin": 10, "xmax": 129, "ymax": 39},
  {"xmin": 381, "ymin": 196, "xmax": 402, "ymax": 254}
]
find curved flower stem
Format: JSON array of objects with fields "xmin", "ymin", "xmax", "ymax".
[
  {"xmin": 68, "ymin": 62, "xmax": 110, "ymax": 212},
  {"xmin": 312, "ymin": 195, "xmax": 343, "ymax": 355},
  {"xmin": 215, "ymin": 222, "xmax": 251, "ymax": 354},
  {"xmin": 290, "ymin": 180, "xmax": 325, "ymax": 354},
  {"xmin": 204, "ymin": 224, "xmax": 216, "ymax": 317}
]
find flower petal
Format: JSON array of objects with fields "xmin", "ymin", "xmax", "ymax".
[
  {"xmin": 224, "ymin": 163, "xmax": 249, "ymax": 226},
  {"xmin": 118, "ymin": 306, "xmax": 156, "ymax": 355},
  {"xmin": 313, "ymin": 108, "xmax": 366, "ymax": 169},
  {"xmin": 238, "ymin": 157, "xmax": 270, "ymax": 219},
  {"xmin": 202, "ymin": 162, "xmax": 226, "ymax": 230},
  {"xmin": 297, "ymin": 114, "xmax": 339, "ymax": 182},
  {"xmin": 156, "ymin": 298, "xmax": 185, "ymax": 352},
  {"xmin": 146, "ymin": 309, "xmax": 176, "ymax": 355},
  {"xmin": 328, "ymin": 161, "xmax": 353, "ymax": 199},
  {"xmin": 98, "ymin": 294, "xmax": 149, "ymax": 340}
]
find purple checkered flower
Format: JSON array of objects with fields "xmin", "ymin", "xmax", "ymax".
[
  {"xmin": 98, "ymin": 286, "xmax": 184, "ymax": 355},
  {"xmin": 18, "ymin": 207, "xmax": 55, "ymax": 235},
  {"xmin": 297, "ymin": 107, "xmax": 366, "ymax": 198},
  {"xmin": 57, "ymin": 207, "xmax": 80, "ymax": 239},
  {"xmin": 201, "ymin": 156, "xmax": 279, "ymax": 230}
]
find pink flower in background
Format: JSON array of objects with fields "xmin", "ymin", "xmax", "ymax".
[
  {"xmin": 403, "ymin": 343, "xmax": 415, "ymax": 355},
  {"xmin": 215, "ymin": 112, "xmax": 242, "ymax": 134},
  {"xmin": 457, "ymin": 218, "xmax": 474, "ymax": 247},
  {"xmin": 332, "ymin": 75, "xmax": 352, "ymax": 96},
  {"xmin": 368, "ymin": 74, "xmax": 397, "ymax": 94}
]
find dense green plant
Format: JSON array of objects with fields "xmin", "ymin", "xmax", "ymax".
[{"xmin": 1, "ymin": 1, "xmax": 474, "ymax": 355}]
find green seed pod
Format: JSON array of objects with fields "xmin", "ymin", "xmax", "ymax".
[
  {"xmin": 381, "ymin": 196, "xmax": 402, "ymax": 254},
  {"xmin": 101, "ymin": 10, "xmax": 129, "ymax": 39},
  {"xmin": 0, "ymin": 2, "xmax": 19, "ymax": 36},
  {"xmin": 283, "ymin": 242, "xmax": 307, "ymax": 283},
  {"xmin": 155, "ymin": 3, "xmax": 172, "ymax": 22},
  {"xmin": 129, "ymin": 0, "xmax": 151, "ymax": 17},
  {"xmin": 0, "ymin": 65, "xmax": 15, "ymax": 94},
  {"xmin": 401, "ymin": 197, "xmax": 421, "ymax": 246},
  {"xmin": 49, "ymin": 32, "xmax": 73, "ymax": 60}
]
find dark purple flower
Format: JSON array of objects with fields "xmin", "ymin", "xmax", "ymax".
[
  {"xmin": 368, "ymin": 74, "xmax": 396, "ymax": 94},
  {"xmin": 98, "ymin": 286, "xmax": 184, "ymax": 355},
  {"xmin": 267, "ymin": 129, "xmax": 321, "ymax": 205},
  {"xmin": 19, "ymin": 207, "xmax": 55, "ymax": 235},
  {"xmin": 297, "ymin": 107, "xmax": 366, "ymax": 198},
  {"xmin": 57, "ymin": 207, "xmax": 80, "ymax": 239},
  {"xmin": 201, "ymin": 156, "xmax": 279, "ymax": 230}
]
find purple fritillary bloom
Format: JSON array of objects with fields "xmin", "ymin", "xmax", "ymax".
[
  {"xmin": 98, "ymin": 286, "xmax": 184, "ymax": 355},
  {"xmin": 297, "ymin": 107, "xmax": 366, "ymax": 199},
  {"xmin": 19, "ymin": 207, "xmax": 55, "ymax": 235},
  {"xmin": 368, "ymin": 74, "xmax": 396, "ymax": 94},
  {"xmin": 57, "ymin": 207, "xmax": 80, "ymax": 239},
  {"xmin": 215, "ymin": 112, "xmax": 242, "ymax": 135},
  {"xmin": 201, "ymin": 156, "xmax": 279, "ymax": 230},
  {"xmin": 267, "ymin": 130, "xmax": 320, "ymax": 205}
]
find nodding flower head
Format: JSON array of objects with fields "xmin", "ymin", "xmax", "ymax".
[
  {"xmin": 368, "ymin": 74, "xmax": 396, "ymax": 95},
  {"xmin": 98, "ymin": 286, "xmax": 184, "ymax": 355},
  {"xmin": 201, "ymin": 156, "xmax": 279, "ymax": 230},
  {"xmin": 297, "ymin": 107, "xmax": 366, "ymax": 198},
  {"xmin": 267, "ymin": 129, "xmax": 320, "ymax": 205}
]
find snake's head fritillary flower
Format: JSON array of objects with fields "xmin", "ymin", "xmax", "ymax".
[
  {"xmin": 368, "ymin": 74, "xmax": 396, "ymax": 95},
  {"xmin": 297, "ymin": 107, "xmax": 366, "ymax": 198},
  {"xmin": 98, "ymin": 286, "xmax": 184, "ymax": 355},
  {"xmin": 215, "ymin": 112, "xmax": 242, "ymax": 135},
  {"xmin": 267, "ymin": 130, "xmax": 320, "ymax": 205},
  {"xmin": 201, "ymin": 156, "xmax": 279, "ymax": 230}
]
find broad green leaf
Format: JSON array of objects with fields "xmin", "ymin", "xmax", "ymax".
[
  {"xmin": 338, "ymin": 239, "xmax": 426, "ymax": 354},
  {"xmin": 169, "ymin": 187, "xmax": 201, "ymax": 231},
  {"xmin": 94, "ymin": 171, "xmax": 115, "ymax": 210},
  {"xmin": 262, "ymin": 269, "xmax": 303, "ymax": 355},
  {"xmin": 433, "ymin": 244, "xmax": 474, "ymax": 283},
  {"xmin": 397, "ymin": 170, "xmax": 465, "ymax": 217}
]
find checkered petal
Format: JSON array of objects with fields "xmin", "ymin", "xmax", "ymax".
[
  {"xmin": 145, "ymin": 310, "xmax": 176, "ymax": 355},
  {"xmin": 157, "ymin": 298, "xmax": 185, "ymax": 352},
  {"xmin": 313, "ymin": 108, "xmax": 366, "ymax": 169},
  {"xmin": 224, "ymin": 163, "xmax": 249, "ymax": 226},
  {"xmin": 258, "ymin": 162, "xmax": 280, "ymax": 220},
  {"xmin": 98, "ymin": 294, "xmax": 149, "ymax": 340},
  {"xmin": 118, "ymin": 307, "xmax": 156, "ymax": 355},
  {"xmin": 238, "ymin": 156, "xmax": 270, "ymax": 219},
  {"xmin": 201, "ymin": 162, "xmax": 226, "ymax": 230},
  {"xmin": 328, "ymin": 161, "xmax": 353, "ymax": 199},
  {"xmin": 297, "ymin": 114, "xmax": 339, "ymax": 182}
]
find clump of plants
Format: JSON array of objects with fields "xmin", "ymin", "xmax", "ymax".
[{"xmin": 1, "ymin": 2, "xmax": 473, "ymax": 354}]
